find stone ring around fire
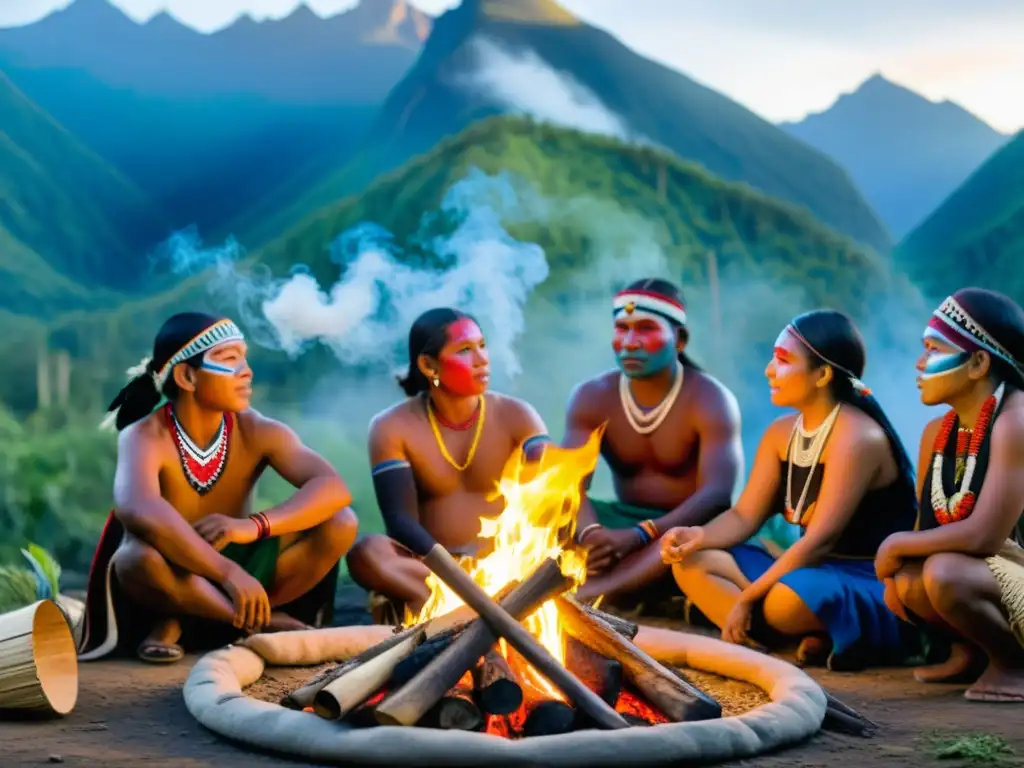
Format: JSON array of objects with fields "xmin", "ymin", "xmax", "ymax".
[{"xmin": 183, "ymin": 623, "xmax": 828, "ymax": 766}]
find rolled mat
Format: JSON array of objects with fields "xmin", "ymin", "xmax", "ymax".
[{"xmin": 183, "ymin": 624, "xmax": 827, "ymax": 766}]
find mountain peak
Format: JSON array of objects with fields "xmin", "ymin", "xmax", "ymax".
[
  {"xmin": 344, "ymin": 0, "xmax": 433, "ymax": 46},
  {"xmin": 472, "ymin": 0, "xmax": 581, "ymax": 26}
]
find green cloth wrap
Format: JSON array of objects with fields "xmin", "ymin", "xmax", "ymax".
[
  {"xmin": 221, "ymin": 537, "xmax": 281, "ymax": 590},
  {"xmin": 589, "ymin": 498, "xmax": 662, "ymax": 531}
]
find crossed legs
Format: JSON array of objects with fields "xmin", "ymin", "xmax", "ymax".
[
  {"xmin": 890, "ymin": 554, "xmax": 1024, "ymax": 700},
  {"xmin": 113, "ymin": 507, "xmax": 358, "ymax": 662}
]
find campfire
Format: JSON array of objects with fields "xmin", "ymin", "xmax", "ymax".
[{"xmin": 279, "ymin": 427, "xmax": 722, "ymax": 737}]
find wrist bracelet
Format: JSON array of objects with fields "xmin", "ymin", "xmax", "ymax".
[
  {"xmin": 252, "ymin": 512, "xmax": 271, "ymax": 540},
  {"xmin": 576, "ymin": 523, "xmax": 602, "ymax": 544},
  {"xmin": 633, "ymin": 524, "xmax": 651, "ymax": 545},
  {"xmin": 639, "ymin": 519, "xmax": 660, "ymax": 540}
]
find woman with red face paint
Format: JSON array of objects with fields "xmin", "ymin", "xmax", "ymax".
[
  {"xmin": 345, "ymin": 307, "xmax": 551, "ymax": 622},
  {"xmin": 661, "ymin": 309, "xmax": 920, "ymax": 671},
  {"xmin": 876, "ymin": 289, "xmax": 1024, "ymax": 702}
]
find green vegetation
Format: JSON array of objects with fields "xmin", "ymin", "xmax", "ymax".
[
  {"xmin": 924, "ymin": 730, "xmax": 1016, "ymax": 765},
  {"xmin": 245, "ymin": 0, "xmax": 890, "ymax": 252},
  {"xmin": 897, "ymin": 130, "xmax": 1024, "ymax": 304},
  {"xmin": 0, "ymin": 72, "xmax": 166, "ymax": 294}
]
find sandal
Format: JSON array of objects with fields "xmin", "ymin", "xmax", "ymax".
[{"xmin": 137, "ymin": 641, "xmax": 184, "ymax": 664}]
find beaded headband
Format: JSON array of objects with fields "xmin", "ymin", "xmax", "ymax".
[
  {"xmin": 927, "ymin": 296, "xmax": 1022, "ymax": 373},
  {"xmin": 785, "ymin": 323, "xmax": 872, "ymax": 396},
  {"xmin": 150, "ymin": 319, "xmax": 245, "ymax": 388},
  {"xmin": 613, "ymin": 289, "xmax": 687, "ymax": 326}
]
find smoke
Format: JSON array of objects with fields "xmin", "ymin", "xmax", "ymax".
[
  {"xmin": 451, "ymin": 36, "xmax": 643, "ymax": 144},
  {"xmin": 154, "ymin": 166, "xmax": 938, "ymax": 511}
]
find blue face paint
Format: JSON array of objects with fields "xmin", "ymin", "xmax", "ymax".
[
  {"xmin": 921, "ymin": 350, "xmax": 971, "ymax": 379},
  {"xmin": 613, "ymin": 310, "xmax": 678, "ymax": 379},
  {"xmin": 201, "ymin": 359, "xmax": 244, "ymax": 377}
]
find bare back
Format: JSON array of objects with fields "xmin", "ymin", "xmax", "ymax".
[
  {"xmin": 567, "ymin": 368, "xmax": 735, "ymax": 510},
  {"xmin": 369, "ymin": 393, "xmax": 546, "ymax": 552}
]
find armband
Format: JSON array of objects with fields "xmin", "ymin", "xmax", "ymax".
[{"xmin": 371, "ymin": 460, "xmax": 437, "ymax": 556}]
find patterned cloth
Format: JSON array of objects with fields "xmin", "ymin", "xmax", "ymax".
[{"xmin": 987, "ymin": 538, "xmax": 1024, "ymax": 647}]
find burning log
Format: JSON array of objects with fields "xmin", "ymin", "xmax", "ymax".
[
  {"xmin": 507, "ymin": 650, "xmax": 576, "ymax": 738},
  {"xmin": 421, "ymin": 672, "xmax": 485, "ymax": 732},
  {"xmin": 421, "ymin": 547, "xmax": 629, "ymax": 729},
  {"xmin": 555, "ymin": 595, "xmax": 722, "ymax": 722},
  {"xmin": 388, "ymin": 627, "xmax": 464, "ymax": 689},
  {"xmin": 564, "ymin": 635, "xmax": 623, "ymax": 707},
  {"xmin": 375, "ymin": 559, "xmax": 571, "ymax": 727},
  {"xmin": 580, "ymin": 604, "xmax": 638, "ymax": 641},
  {"xmin": 472, "ymin": 649, "xmax": 522, "ymax": 716},
  {"xmin": 313, "ymin": 628, "xmax": 425, "ymax": 721}
]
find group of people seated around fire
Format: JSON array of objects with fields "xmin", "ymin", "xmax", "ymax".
[{"xmin": 75, "ymin": 279, "xmax": 1024, "ymax": 704}]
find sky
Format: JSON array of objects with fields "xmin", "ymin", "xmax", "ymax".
[{"xmin": 3, "ymin": 0, "xmax": 1023, "ymax": 132}]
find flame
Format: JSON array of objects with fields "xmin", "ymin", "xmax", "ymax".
[{"xmin": 408, "ymin": 425, "xmax": 605, "ymax": 698}]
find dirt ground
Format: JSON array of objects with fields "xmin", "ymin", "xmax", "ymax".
[{"xmin": 2, "ymin": 586, "xmax": 1022, "ymax": 767}]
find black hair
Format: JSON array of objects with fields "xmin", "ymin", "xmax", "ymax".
[
  {"xmin": 789, "ymin": 308, "xmax": 917, "ymax": 504},
  {"xmin": 950, "ymin": 287, "xmax": 1024, "ymax": 388},
  {"xmin": 624, "ymin": 278, "xmax": 702, "ymax": 371},
  {"xmin": 105, "ymin": 312, "xmax": 226, "ymax": 430},
  {"xmin": 397, "ymin": 307, "xmax": 478, "ymax": 397}
]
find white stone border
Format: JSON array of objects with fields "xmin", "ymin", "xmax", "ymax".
[{"xmin": 183, "ymin": 624, "xmax": 827, "ymax": 766}]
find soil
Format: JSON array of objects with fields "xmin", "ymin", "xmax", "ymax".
[{"xmin": 3, "ymin": 590, "xmax": 1023, "ymax": 767}]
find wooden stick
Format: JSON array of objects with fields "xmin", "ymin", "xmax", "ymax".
[
  {"xmin": 388, "ymin": 627, "xmax": 464, "ymax": 690},
  {"xmin": 472, "ymin": 649, "xmax": 522, "ymax": 716},
  {"xmin": 564, "ymin": 635, "xmax": 623, "ymax": 707},
  {"xmin": 421, "ymin": 672, "xmax": 485, "ymax": 732},
  {"xmin": 555, "ymin": 595, "xmax": 722, "ymax": 722},
  {"xmin": 313, "ymin": 628, "xmax": 425, "ymax": 721},
  {"xmin": 580, "ymin": 603, "xmax": 638, "ymax": 640},
  {"xmin": 375, "ymin": 559, "xmax": 571, "ymax": 727},
  {"xmin": 421, "ymin": 546, "xmax": 629, "ymax": 730}
]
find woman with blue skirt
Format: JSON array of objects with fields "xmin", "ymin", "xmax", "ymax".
[{"xmin": 661, "ymin": 309, "xmax": 921, "ymax": 670}]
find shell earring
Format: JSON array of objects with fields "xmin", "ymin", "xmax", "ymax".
[{"xmin": 432, "ymin": 375, "xmax": 440, "ymax": 387}]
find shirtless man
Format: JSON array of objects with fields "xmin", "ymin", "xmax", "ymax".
[
  {"xmin": 345, "ymin": 307, "xmax": 549, "ymax": 621},
  {"xmin": 564, "ymin": 278, "xmax": 744, "ymax": 605},
  {"xmin": 77, "ymin": 312, "xmax": 357, "ymax": 664},
  {"xmin": 878, "ymin": 288, "xmax": 1024, "ymax": 701}
]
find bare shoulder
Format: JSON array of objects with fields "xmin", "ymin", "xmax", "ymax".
[
  {"xmin": 566, "ymin": 370, "xmax": 618, "ymax": 414},
  {"xmin": 118, "ymin": 408, "xmax": 169, "ymax": 453},
  {"xmin": 763, "ymin": 412, "xmax": 797, "ymax": 451},
  {"xmin": 832, "ymin": 406, "xmax": 889, "ymax": 457},
  {"xmin": 234, "ymin": 407, "xmax": 303, "ymax": 446},
  {"xmin": 686, "ymin": 369, "xmax": 740, "ymax": 418},
  {"xmin": 368, "ymin": 398, "xmax": 421, "ymax": 444},
  {"xmin": 991, "ymin": 388, "xmax": 1024, "ymax": 447},
  {"xmin": 486, "ymin": 392, "xmax": 546, "ymax": 437},
  {"xmin": 920, "ymin": 414, "xmax": 945, "ymax": 450}
]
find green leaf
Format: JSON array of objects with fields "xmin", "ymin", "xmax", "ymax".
[{"xmin": 21, "ymin": 544, "xmax": 61, "ymax": 600}]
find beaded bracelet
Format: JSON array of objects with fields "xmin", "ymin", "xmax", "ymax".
[
  {"xmin": 639, "ymin": 519, "xmax": 660, "ymax": 540},
  {"xmin": 251, "ymin": 511, "xmax": 271, "ymax": 540}
]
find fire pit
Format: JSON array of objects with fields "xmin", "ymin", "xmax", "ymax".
[{"xmin": 183, "ymin": 431, "xmax": 829, "ymax": 763}]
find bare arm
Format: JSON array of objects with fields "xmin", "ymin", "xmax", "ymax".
[
  {"xmin": 561, "ymin": 382, "xmax": 606, "ymax": 533},
  {"xmin": 740, "ymin": 424, "xmax": 888, "ymax": 603},
  {"xmin": 892, "ymin": 406, "xmax": 1024, "ymax": 559},
  {"xmin": 508, "ymin": 397, "xmax": 552, "ymax": 463},
  {"xmin": 113, "ymin": 427, "xmax": 239, "ymax": 585},
  {"xmin": 700, "ymin": 419, "xmax": 787, "ymax": 550},
  {"xmin": 651, "ymin": 381, "xmax": 743, "ymax": 532},
  {"xmin": 258, "ymin": 416, "xmax": 353, "ymax": 536},
  {"xmin": 367, "ymin": 412, "xmax": 435, "ymax": 554}
]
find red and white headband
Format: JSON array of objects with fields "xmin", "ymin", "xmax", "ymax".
[
  {"xmin": 927, "ymin": 296, "xmax": 1021, "ymax": 372},
  {"xmin": 613, "ymin": 289, "xmax": 687, "ymax": 326}
]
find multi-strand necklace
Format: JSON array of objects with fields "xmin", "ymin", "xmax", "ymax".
[
  {"xmin": 930, "ymin": 382, "xmax": 1003, "ymax": 525},
  {"xmin": 784, "ymin": 403, "xmax": 842, "ymax": 525},
  {"xmin": 166, "ymin": 405, "xmax": 232, "ymax": 495},
  {"xmin": 619, "ymin": 361, "xmax": 684, "ymax": 435},
  {"xmin": 426, "ymin": 396, "xmax": 486, "ymax": 472}
]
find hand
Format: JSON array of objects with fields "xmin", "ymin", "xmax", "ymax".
[
  {"xmin": 194, "ymin": 514, "xmax": 259, "ymax": 551},
  {"xmin": 874, "ymin": 535, "xmax": 905, "ymax": 581},
  {"xmin": 660, "ymin": 526, "xmax": 705, "ymax": 564},
  {"xmin": 582, "ymin": 527, "xmax": 645, "ymax": 573},
  {"xmin": 220, "ymin": 565, "xmax": 272, "ymax": 631},
  {"xmin": 882, "ymin": 577, "xmax": 910, "ymax": 622},
  {"xmin": 721, "ymin": 596, "xmax": 755, "ymax": 646}
]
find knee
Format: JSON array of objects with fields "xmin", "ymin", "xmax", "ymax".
[
  {"xmin": 671, "ymin": 549, "xmax": 718, "ymax": 587},
  {"xmin": 112, "ymin": 542, "xmax": 172, "ymax": 602},
  {"xmin": 345, "ymin": 534, "xmax": 390, "ymax": 587},
  {"xmin": 922, "ymin": 554, "xmax": 970, "ymax": 613},
  {"xmin": 315, "ymin": 506, "xmax": 358, "ymax": 558},
  {"xmin": 893, "ymin": 567, "xmax": 919, "ymax": 604}
]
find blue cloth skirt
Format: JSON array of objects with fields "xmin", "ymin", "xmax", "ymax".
[{"xmin": 729, "ymin": 543, "xmax": 912, "ymax": 660}]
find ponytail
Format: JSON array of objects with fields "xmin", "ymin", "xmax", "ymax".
[{"xmin": 101, "ymin": 359, "xmax": 162, "ymax": 431}]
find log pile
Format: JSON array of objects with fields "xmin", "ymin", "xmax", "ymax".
[{"xmin": 280, "ymin": 559, "xmax": 724, "ymax": 738}]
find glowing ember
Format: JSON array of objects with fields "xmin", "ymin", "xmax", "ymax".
[{"xmin": 408, "ymin": 426, "xmax": 605, "ymax": 699}]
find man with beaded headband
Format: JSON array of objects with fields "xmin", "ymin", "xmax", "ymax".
[
  {"xmin": 562, "ymin": 278, "xmax": 744, "ymax": 609},
  {"xmin": 346, "ymin": 308, "xmax": 550, "ymax": 622},
  {"xmin": 77, "ymin": 312, "xmax": 358, "ymax": 664},
  {"xmin": 878, "ymin": 288, "xmax": 1024, "ymax": 701}
]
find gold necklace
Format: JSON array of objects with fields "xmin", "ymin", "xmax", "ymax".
[{"xmin": 427, "ymin": 395, "xmax": 486, "ymax": 471}]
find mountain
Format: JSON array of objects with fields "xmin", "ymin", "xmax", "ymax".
[
  {"xmin": 245, "ymin": 0, "xmax": 891, "ymax": 252},
  {"xmin": 896, "ymin": 129, "xmax": 1024, "ymax": 303},
  {"xmin": 0, "ymin": 71, "xmax": 165, "ymax": 293},
  {"xmin": 0, "ymin": 0, "xmax": 433, "ymax": 232},
  {"xmin": 782, "ymin": 75, "xmax": 1010, "ymax": 239},
  {"xmin": 10, "ymin": 116, "xmax": 902, "ymax": 417}
]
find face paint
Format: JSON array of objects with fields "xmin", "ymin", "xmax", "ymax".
[
  {"xmin": 436, "ymin": 318, "xmax": 489, "ymax": 396},
  {"xmin": 201, "ymin": 345, "xmax": 246, "ymax": 377},
  {"xmin": 612, "ymin": 309, "xmax": 677, "ymax": 379},
  {"xmin": 920, "ymin": 327, "xmax": 971, "ymax": 380}
]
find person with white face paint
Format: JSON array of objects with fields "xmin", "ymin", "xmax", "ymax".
[
  {"xmin": 78, "ymin": 312, "xmax": 357, "ymax": 665},
  {"xmin": 661, "ymin": 309, "xmax": 920, "ymax": 671},
  {"xmin": 878, "ymin": 288, "xmax": 1024, "ymax": 702},
  {"xmin": 562, "ymin": 278, "xmax": 744, "ymax": 609}
]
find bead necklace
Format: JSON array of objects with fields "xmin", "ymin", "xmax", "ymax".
[
  {"xmin": 427, "ymin": 395, "xmax": 486, "ymax": 472},
  {"xmin": 619, "ymin": 361, "xmax": 684, "ymax": 435},
  {"xmin": 930, "ymin": 383, "xmax": 1003, "ymax": 525},
  {"xmin": 166, "ymin": 404, "xmax": 232, "ymax": 495},
  {"xmin": 784, "ymin": 403, "xmax": 841, "ymax": 525}
]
